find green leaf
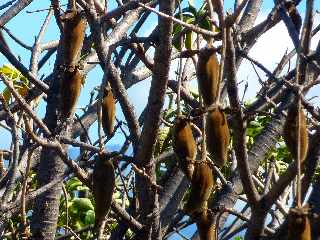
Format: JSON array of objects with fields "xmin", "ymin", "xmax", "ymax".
[
  {"xmin": 173, "ymin": 23, "xmax": 182, "ymax": 35},
  {"xmin": 165, "ymin": 109, "xmax": 177, "ymax": 120},
  {"xmin": 0, "ymin": 64, "xmax": 24, "ymax": 81},
  {"xmin": 84, "ymin": 210, "xmax": 95, "ymax": 224},
  {"xmin": 72, "ymin": 198, "xmax": 94, "ymax": 212},
  {"xmin": 173, "ymin": 37, "xmax": 182, "ymax": 51},
  {"xmin": 69, "ymin": 203, "xmax": 79, "ymax": 216},
  {"xmin": 198, "ymin": 2, "xmax": 207, "ymax": 16},
  {"xmin": 66, "ymin": 177, "xmax": 83, "ymax": 191},
  {"xmin": 0, "ymin": 64, "xmax": 29, "ymax": 103},
  {"xmin": 185, "ymin": 31, "xmax": 193, "ymax": 49},
  {"xmin": 74, "ymin": 220, "xmax": 84, "ymax": 230},
  {"xmin": 2, "ymin": 87, "xmax": 11, "ymax": 103},
  {"xmin": 76, "ymin": 185, "xmax": 90, "ymax": 192},
  {"xmin": 234, "ymin": 236, "xmax": 243, "ymax": 240},
  {"xmin": 162, "ymin": 127, "xmax": 173, "ymax": 152},
  {"xmin": 185, "ymin": 16, "xmax": 195, "ymax": 24},
  {"xmin": 154, "ymin": 127, "xmax": 170, "ymax": 155}
]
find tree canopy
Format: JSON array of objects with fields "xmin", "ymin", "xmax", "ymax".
[{"xmin": 0, "ymin": 0, "xmax": 320, "ymax": 240}]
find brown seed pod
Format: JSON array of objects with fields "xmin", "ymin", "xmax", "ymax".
[
  {"xmin": 196, "ymin": 210, "xmax": 216, "ymax": 240},
  {"xmin": 184, "ymin": 163, "xmax": 214, "ymax": 216},
  {"xmin": 62, "ymin": 9, "xmax": 86, "ymax": 67},
  {"xmin": 60, "ymin": 67, "xmax": 83, "ymax": 118},
  {"xmin": 101, "ymin": 86, "xmax": 116, "ymax": 136},
  {"xmin": 206, "ymin": 108, "xmax": 230, "ymax": 167},
  {"xmin": 92, "ymin": 152, "xmax": 115, "ymax": 228},
  {"xmin": 283, "ymin": 106, "xmax": 309, "ymax": 164},
  {"xmin": 196, "ymin": 49, "xmax": 220, "ymax": 106},
  {"xmin": 284, "ymin": 1, "xmax": 302, "ymax": 33},
  {"xmin": 287, "ymin": 206, "xmax": 311, "ymax": 240},
  {"xmin": 172, "ymin": 116, "xmax": 197, "ymax": 180}
]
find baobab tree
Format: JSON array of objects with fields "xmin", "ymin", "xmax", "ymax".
[{"xmin": 0, "ymin": 0, "xmax": 320, "ymax": 240}]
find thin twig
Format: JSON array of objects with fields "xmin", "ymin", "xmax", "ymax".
[
  {"xmin": 1, "ymin": 26, "xmax": 31, "ymax": 50},
  {"xmin": 0, "ymin": 44, "xmax": 49, "ymax": 94},
  {"xmin": 62, "ymin": 184, "xmax": 69, "ymax": 235},
  {"xmin": 176, "ymin": 2, "xmax": 184, "ymax": 116},
  {"xmin": 63, "ymin": 225, "xmax": 82, "ymax": 240},
  {"xmin": 21, "ymin": 145, "xmax": 37, "ymax": 230},
  {"xmin": 137, "ymin": 2, "xmax": 218, "ymax": 39},
  {"xmin": 225, "ymin": 26, "xmax": 259, "ymax": 205},
  {"xmin": 0, "ymin": 94, "xmax": 19, "ymax": 204},
  {"xmin": 116, "ymin": 164, "xmax": 130, "ymax": 205},
  {"xmin": 131, "ymin": 163, "xmax": 162, "ymax": 191},
  {"xmin": 0, "ymin": 0, "xmax": 17, "ymax": 11}
]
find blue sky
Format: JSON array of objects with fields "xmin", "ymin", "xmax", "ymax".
[{"xmin": 0, "ymin": 1, "xmax": 320, "ymax": 238}]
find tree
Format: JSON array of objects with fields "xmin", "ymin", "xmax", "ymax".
[{"xmin": 0, "ymin": 0, "xmax": 320, "ymax": 239}]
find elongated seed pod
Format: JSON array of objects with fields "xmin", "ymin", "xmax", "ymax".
[
  {"xmin": 206, "ymin": 108, "xmax": 230, "ymax": 167},
  {"xmin": 283, "ymin": 106, "xmax": 309, "ymax": 164},
  {"xmin": 101, "ymin": 86, "xmax": 116, "ymax": 136},
  {"xmin": 196, "ymin": 49, "xmax": 220, "ymax": 106},
  {"xmin": 172, "ymin": 116, "xmax": 197, "ymax": 180},
  {"xmin": 62, "ymin": 9, "xmax": 86, "ymax": 67},
  {"xmin": 196, "ymin": 209, "xmax": 216, "ymax": 240},
  {"xmin": 92, "ymin": 152, "xmax": 115, "ymax": 228},
  {"xmin": 184, "ymin": 163, "xmax": 214, "ymax": 215},
  {"xmin": 60, "ymin": 67, "xmax": 83, "ymax": 118},
  {"xmin": 287, "ymin": 206, "xmax": 311, "ymax": 240}
]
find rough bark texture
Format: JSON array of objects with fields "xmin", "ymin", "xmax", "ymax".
[
  {"xmin": 0, "ymin": 0, "xmax": 34, "ymax": 26},
  {"xmin": 239, "ymin": 0, "xmax": 263, "ymax": 32},
  {"xmin": 135, "ymin": 1, "xmax": 174, "ymax": 239},
  {"xmin": 30, "ymin": 31, "xmax": 65, "ymax": 239},
  {"xmin": 30, "ymin": 149, "xmax": 65, "ymax": 239}
]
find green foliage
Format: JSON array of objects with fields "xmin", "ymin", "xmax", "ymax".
[
  {"xmin": 172, "ymin": 2, "xmax": 211, "ymax": 50},
  {"xmin": 155, "ymin": 126, "xmax": 175, "ymax": 179},
  {"xmin": 57, "ymin": 175, "xmax": 127, "ymax": 238},
  {"xmin": 113, "ymin": 183, "xmax": 130, "ymax": 207},
  {"xmin": 154, "ymin": 127, "xmax": 171, "ymax": 156},
  {"xmin": 246, "ymin": 113, "xmax": 293, "ymax": 175},
  {"xmin": 66, "ymin": 177, "xmax": 90, "ymax": 197},
  {"xmin": 246, "ymin": 115, "xmax": 271, "ymax": 148},
  {"xmin": 58, "ymin": 177, "xmax": 94, "ymax": 238},
  {"xmin": 0, "ymin": 64, "xmax": 29, "ymax": 103},
  {"xmin": 234, "ymin": 236, "xmax": 243, "ymax": 240}
]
